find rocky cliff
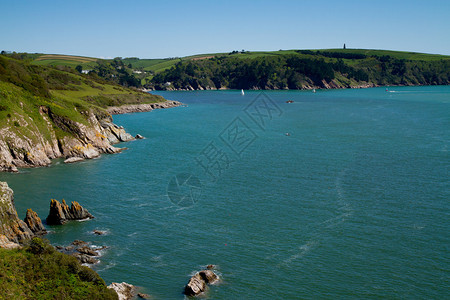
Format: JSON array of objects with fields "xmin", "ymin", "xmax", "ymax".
[
  {"xmin": 0, "ymin": 181, "xmax": 45, "ymax": 248},
  {"xmin": 0, "ymin": 107, "xmax": 135, "ymax": 172}
]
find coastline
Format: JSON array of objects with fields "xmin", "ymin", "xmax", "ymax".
[{"xmin": 145, "ymin": 82, "xmax": 449, "ymax": 92}]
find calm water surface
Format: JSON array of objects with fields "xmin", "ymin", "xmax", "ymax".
[{"xmin": 1, "ymin": 86, "xmax": 449, "ymax": 299}]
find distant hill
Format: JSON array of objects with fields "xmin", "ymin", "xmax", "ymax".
[
  {"xmin": 147, "ymin": 49, "xmax": 450, "ymax": 90},
  {"xmin": 11, "ymin": 49, "xmax": 448, "ymax": 90}
]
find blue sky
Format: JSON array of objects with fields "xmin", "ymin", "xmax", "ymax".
[{"xmin": 1, "ymin": 0, "xmax": 449, "ymax": 58}]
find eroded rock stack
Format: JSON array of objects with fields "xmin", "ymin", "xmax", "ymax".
[
  {"xmin": 184, "ymin": 269, "xmax": 219, "ymax": 296},
  {"xmin": 24, "ymin": 208, "xmax": 47, "ymax": 235},
  {"xmin": 46, "ymin": 199, "xmax": 94, "ymax": 225}
]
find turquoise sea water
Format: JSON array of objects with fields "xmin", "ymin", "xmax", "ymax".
[{"xmin": 1, "ymin": 86, "xmax": 449, "ymax": 299}]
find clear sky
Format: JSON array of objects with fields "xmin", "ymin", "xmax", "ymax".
[{"xmin": 1, "ymin": 0, "xmax": 449, "ymax": 58}]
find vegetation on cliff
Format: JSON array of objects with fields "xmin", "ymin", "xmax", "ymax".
[
  {"xmin": 8, "ymin": 49, "xmax": 449, "ymax": 91},
  {"xmin": 0, "ymin": 238, "xmax": 117, "ymax": 299}
]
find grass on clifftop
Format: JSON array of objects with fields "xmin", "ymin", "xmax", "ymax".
[{"xmin": 0, "ymin": 238, "xmax": 117, "ymax": 300}]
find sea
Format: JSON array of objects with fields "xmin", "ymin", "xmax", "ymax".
[{"xmin": 1, "ymin": 86, "xmax": 449, "ymax": 299}]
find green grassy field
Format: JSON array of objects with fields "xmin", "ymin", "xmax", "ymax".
[{"xmin": 32, "ymin": 54, "xmax": 99, "ymax": 69}]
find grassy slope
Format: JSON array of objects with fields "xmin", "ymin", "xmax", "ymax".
[{"xmin": 0, "ymin": 238, "xmax": 117, "ymax": 300}]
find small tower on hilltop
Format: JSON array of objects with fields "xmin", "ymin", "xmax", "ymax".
[{"xmin": 343, "ymin": 43, "xmax": 346, "ymax": 49}]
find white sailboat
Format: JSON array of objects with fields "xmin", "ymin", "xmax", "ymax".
[
  {"xmin": 241, "ymin": 89, "xmax": 245, "ymax": 95},
  {"xmin": 313, "ymin": 89, "xmax": 316, "ymax": 93}
]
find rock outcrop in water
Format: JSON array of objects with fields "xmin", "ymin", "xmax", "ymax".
[
  {"xmin": 46, "ymin": 199, "xmax": 94, "ymax": 225},
  {"xmin": 184, "ymin": 268, "xmax": 219, "ymax": 296},
  {"xmin": 0, "ymin": 182, "xmax": 45, "ymax": 248}
]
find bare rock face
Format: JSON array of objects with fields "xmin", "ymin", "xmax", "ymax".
[
  {"xmin": 184, "ymin": 268, "xmax": 220, "ymax": 296},
  {"xmin": 198, "ymin": 269, "xmax": 219, "ymax": 284},
  {"xmin": 0, "ymin": 182, "xmax": 37, "ymax": 248},
  {"xmin": 107, "ymin": 282, "xmax": 135, "ymax": 300},
  {"xmin": 46, "ymin": 199, "xmax": 94, "ymax": 225},
  {"xmin": 24, "ymin": 208, "xmax": 47, "ymax": 235},
  {"xmin": 184, "ymin": 273, "xmax": 207, "ymax": 296},
  {"xmin": 0, "ymin": 107, "xmax": 132, "ymax": 172},
  {"xmin": 0, "ymin": 234, "xmax": 21, "ymax": 249}
]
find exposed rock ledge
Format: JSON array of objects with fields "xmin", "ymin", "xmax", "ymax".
[
  {"xmin": 106, "ymin": 100, "xmax": 183, "ymax": 115},
  {"xmin": 107, "ymin": 282, "xmax": 136, "ymax": 300}
]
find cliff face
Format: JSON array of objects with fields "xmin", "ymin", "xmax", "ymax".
[
  {"xmin": 0, "ymin": 107, "xmax": 134, "ymax": 172},
  {"xmin": 0, "ymin": 182, "xmax": 33, "ymax": 248}
]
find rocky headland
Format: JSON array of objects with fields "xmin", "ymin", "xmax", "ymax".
[
  {"xmin": 0, "ymin": 108, "xmax": 134, "ymax": 172},
  {"xmin": 0, "ymin": 100, "xmax": 182, "ymax": 173}
]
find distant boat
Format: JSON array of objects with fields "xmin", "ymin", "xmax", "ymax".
[
  {"xmin": 286, "ymin": 100, "xmax": 294, "ymax": 103},
  {"xmin": 241, "ymin": 89, "xmax": 245, "ymax": 95},
  {"xmin": 313, "ymin": 89, "xmax": 316, "ymax": 93}
]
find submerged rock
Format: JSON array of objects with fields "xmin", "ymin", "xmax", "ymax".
[
  {"xmin": 108, "ymin": 282, "xmax": 135, "ymax": 300},
  {"xmin": 46, "ymin": 199, "xmax": 94, "ymax": 225},
  {"xmin": 72, "ymin": 239, "xmax": 87, "ymax": 246},
  {"xmin": 93, "ymin": 229, "xmax": 106, "ymax": 235},
  {"xmin": 77, "ymin": 245, "xmax": 99, "ymax": 256},
  {"xmin": 184, "ymin": 268, "xmax": 219, "ymax": 296},
  {"xmin": 137, "ymin": 293, "xmax": 150, "ymax": 299}
]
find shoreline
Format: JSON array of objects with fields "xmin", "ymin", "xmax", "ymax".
[
  {"xmin": 106, "ymin": 100, "xmax": 184, "ymax": 115},
  {"xmin": 145, "ymin": 83, "xmax": 448, "ymax": 92}
]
